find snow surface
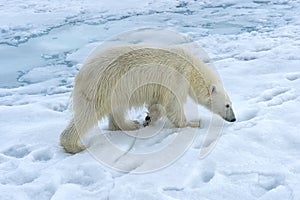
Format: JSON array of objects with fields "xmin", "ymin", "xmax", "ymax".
[{"xmin": 1, "ymin": 0, "xmax": 300, "ymax": 199}]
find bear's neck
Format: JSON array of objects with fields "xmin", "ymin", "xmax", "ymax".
[{"xmin": 188, "ymin": 66, "xmax": 211, "ymax": 106}]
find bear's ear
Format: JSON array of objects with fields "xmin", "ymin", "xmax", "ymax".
[{"xmin": 210, "ymin": 85, "xmax": 217, "ymax": 94}]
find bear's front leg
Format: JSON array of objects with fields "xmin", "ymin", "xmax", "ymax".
[
  {"xmin": 187, "ymin": 120, "xmax": 201, "ymax": 128},
  {"xmin": 165, "ymin": 101, "xmax": 188, "ymax": 128},
  {"xmin": 108, "ymin": 113, "xmax": 140, "ymax": 131},
  {"xmin": 167, "ymin": 111, "xmax": 201, "ymax": 128},
  {"xmin": 164, "ymin": 99, "xmax": 201, "ymax": 128}
]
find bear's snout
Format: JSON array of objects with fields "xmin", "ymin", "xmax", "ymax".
[
  {"xmin": 229, "ymin": 118, "xmax": 236, "ymax": 122},
  {"xmin": 223, "ymin": 107, "xmax": 236, "ymax": 122},
  {"xmin": 224, "ymin": 117, "xmax": 236, "ymax": 122}
]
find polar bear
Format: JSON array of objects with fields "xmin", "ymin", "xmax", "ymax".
[{"xmin": 60, "ymin": 45, "xmax": 236, "ymax": 153}]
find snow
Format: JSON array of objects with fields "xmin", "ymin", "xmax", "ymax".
[{"xmin": 1, "ymin": 0, "xmax": 300, "ymax": 199}]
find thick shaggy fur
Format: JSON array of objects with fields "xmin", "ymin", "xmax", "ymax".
[{"xmin": 60, "ymin": 46, "xmax": 236, "ymax": 153}]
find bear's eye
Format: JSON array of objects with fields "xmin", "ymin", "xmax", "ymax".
[{"xmin": 225, "ymin": 104, "xmax": 230, "ymax": 108}]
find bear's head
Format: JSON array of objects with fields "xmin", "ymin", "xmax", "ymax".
[{"xmin": 207, "ymin": 84, "xmax": 236, "ymax": 122}]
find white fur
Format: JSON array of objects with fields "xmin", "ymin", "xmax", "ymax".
[{"xmin": 60, "ymin": 45, "xmax": 235, "ymax": 153}]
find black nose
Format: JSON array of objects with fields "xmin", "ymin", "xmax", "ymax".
[{"xmin": 230, "ymin": 118, "xmax": 236, "ymax": 122}]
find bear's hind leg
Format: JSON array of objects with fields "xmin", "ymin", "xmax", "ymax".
[
  {"xmin": 60, "ymin": 112, "xmax": 99, "ymax": 153},
  {"xmin": 60, "ymin": 118, "xmax": 87, "ymax": 154},
  {"xmin": 108, "ymin": 114, "xmax": 121, "ymax": 130},
  {"xmin": 143, "ymin": 103, "xmax": 165, "ymax": 126}
]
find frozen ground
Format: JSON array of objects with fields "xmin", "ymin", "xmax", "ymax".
[{"xmin": 1, "ymin": 0, "xmax": 300, "ymax": 199}]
